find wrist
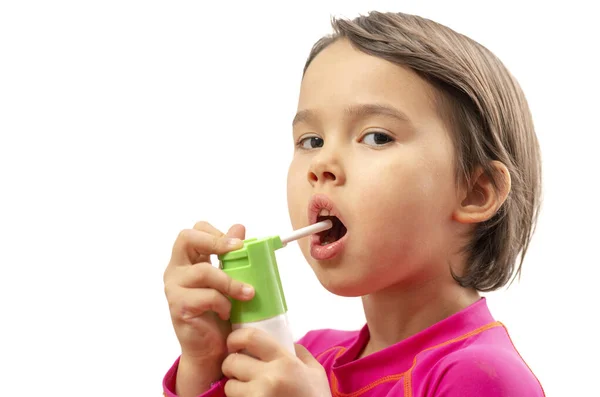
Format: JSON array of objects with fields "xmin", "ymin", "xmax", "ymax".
[{"xmin": 176, "ymin": 354, "xmax": 223, "ymax": 396}]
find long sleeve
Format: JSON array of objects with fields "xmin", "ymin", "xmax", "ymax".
[{"xmin": 162, "ymin": 357, "xmax": 226, "ymax": 397}]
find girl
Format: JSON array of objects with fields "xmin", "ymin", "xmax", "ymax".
[{"xmin": 162, "ymin": 11, "xmax": 544, "ymax": 397}]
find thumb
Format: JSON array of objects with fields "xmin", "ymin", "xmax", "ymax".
[
  {"xmin": 226, "ymin": 224, "xmax": 246, "ymax": 240},
  {"xmin": 295, "ymin": 344, "xmax": 320, "ymax": 367}
]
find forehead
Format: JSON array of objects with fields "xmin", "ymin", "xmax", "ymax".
[{"xmin": 299, "ymin": 39, "xmax": 439, "ymax": 124}]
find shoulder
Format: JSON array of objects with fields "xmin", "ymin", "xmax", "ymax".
[
  {"xmin": 428, "ymin": 344, "xmax": 545, "ymax": 396},
  {"xmin": 296, "ymin": 328, "xmax": 359, "ymax": 358}
]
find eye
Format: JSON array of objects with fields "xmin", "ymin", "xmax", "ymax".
[
  {"xmin": 297, "ymin": 136, "xmax": 324, "ymax": 150},
  {"xmin": 361, "ymin": 131, "xmax": 394, "ymax": 147}
]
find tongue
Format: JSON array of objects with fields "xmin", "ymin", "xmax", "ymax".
[
  {"xmin": 320, "ymin": 217, "xmax": 339, "ymax": 245},
  {"xmin": 321, "ymin": 234, "xmax": 338, "ymax": 245}
]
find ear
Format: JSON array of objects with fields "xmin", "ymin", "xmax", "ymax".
[{"xmin": 453, "ymin": 161, "xmax": 511, "ymax": 224}]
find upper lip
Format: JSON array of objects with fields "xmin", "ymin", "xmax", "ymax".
[{"xmin": 308, "ymin": 194, "xmax": 346, "ymax": 226}]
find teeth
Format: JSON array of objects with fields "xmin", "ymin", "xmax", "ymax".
[{"xmin": 318, "ymin": 209, "xmax": 331, "ymax": 217}]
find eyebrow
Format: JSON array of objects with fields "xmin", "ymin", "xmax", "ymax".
[{"xmin": 292, "ymin": 103, "xmax": 413, "ymax": 127}]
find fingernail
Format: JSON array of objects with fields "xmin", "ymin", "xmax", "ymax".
[
  {"xmin": 227, "ymin": 238, "xmax": 242, "ymax": 247},
  {"xmin": 242, "ymin": 285, "xmax": 254, "ymax": 296}
]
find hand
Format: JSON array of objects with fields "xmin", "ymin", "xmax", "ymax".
[
  {"xmin": 222, "ymin": 328, "xmax": 332, "ymax": 397},
  {"xmin": 163, "ymin": 222, "xmax": 255, "ymax": 378}
]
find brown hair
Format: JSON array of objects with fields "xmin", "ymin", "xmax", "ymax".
[{"xmin": 303, "ymin": 11, "xmax": 542, "ymax": 291}]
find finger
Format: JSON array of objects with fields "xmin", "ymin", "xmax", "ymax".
[
  {"xmin": 171, "ymin": 228, "xmax": 243, "ymax": 266},
  {"xmin": 172, "ymin": 287, "xmax": 233, "ymax": 321},
  {"xmin": 222, "ymin": 352, "xmax": 262, "ymax": 382},
  {"xmin": 193, "ymin": 220, "xmax": 224, "ymax": 234},
  {"xmin": 183, "ymin": 221, "xmax": 226, "ymax": 265},
  {"xmin": 178, "ymin": 263, "xmax": 254, "ymax": 301},
  {"xmin": 226, "ymin": 224, "xmax": 246, "ymax": 241},
  {"xmin": 227, "ymin": 328, "xmax": 286, "ymax": 362},
  {"xmin": 294, "ymin": 344, "xmax": 319, "ymax": 368},
  {"xmin": 224, "ymin": 378, "xmax": 249, "ymax": 397}
]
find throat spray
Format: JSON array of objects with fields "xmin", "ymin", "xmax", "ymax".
[{"xmin": 217, "ymin": 220, "xmax": 332, "ymax": 355}]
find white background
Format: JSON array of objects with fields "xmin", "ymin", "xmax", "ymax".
[{"xmin": 1, "ymin": 1, "xmax": 598, "ymax": 396}]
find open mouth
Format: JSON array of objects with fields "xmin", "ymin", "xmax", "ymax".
[{"xmin": 316, "ymin": 215, "xmax": 347, "ymax": 246}]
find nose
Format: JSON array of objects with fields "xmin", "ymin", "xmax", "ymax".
[{"xmin": 308, "ymin": 151, "xmax": 345, "ymax": 186}]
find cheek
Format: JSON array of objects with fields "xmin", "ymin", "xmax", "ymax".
[
  {"xmin": 350, "ymin": 160, "xmax": 455, "ymax": 254},
  {"xmin": 352, "ymin": 165, "xmax": 428, "ymax": 223}
]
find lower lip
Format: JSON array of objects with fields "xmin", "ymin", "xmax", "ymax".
[{"xmin": 310, "ymin": 233, "xmax": 348, "ymax": 260}]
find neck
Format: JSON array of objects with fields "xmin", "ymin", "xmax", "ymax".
[{"xmin": 359, "ymin": 276, "xmax": 480, "ymax": 358}]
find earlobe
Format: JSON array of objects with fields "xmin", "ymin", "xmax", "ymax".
[{"xmin": 452, "ymin": 161, "xmax": 511, "ymax": 224}]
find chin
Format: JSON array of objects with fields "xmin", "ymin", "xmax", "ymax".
[
  {"xmin": 319, "ymin": 281, "xmax": 364, "ymax": 297},
  {"xmin": 298, "ymin": 248, "xmax": 371, "ymax": 296},
  {"xmin": 311, "ymin": 267, "xmax": 372, "ymax": 297}
]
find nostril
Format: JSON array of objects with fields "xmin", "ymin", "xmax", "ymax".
[
  {"xmin": 308, "ymin": 171, "xmax": 336, "ymax": 182},
  {"xmin": 323, "ymin": 171, "xmax": 336, "ymax": 181}
]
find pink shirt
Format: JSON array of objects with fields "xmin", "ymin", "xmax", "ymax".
[{"xmin": 163, "ymin": 298, "xmax": 544, "ymax": 396}]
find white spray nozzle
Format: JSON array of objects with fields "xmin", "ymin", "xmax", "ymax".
[{"xmin": 281, "ymin": 220, "xmax": 332, "ymax": 246}]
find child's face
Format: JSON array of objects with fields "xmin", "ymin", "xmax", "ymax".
[{"xmin": 287, "ymin": 39, "xmax": 464, "ymax": 297}]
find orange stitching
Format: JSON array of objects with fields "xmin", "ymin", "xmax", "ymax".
[
  {"xmin": 317, "ymin": 345, "xmax": 346, "ymax": 361},
  {"xmin": 332, "ymin": 371, "xmax": 404, "ymax": 397},
  {"xmin": 500, "ymin": 324, "xmax": 546, "ymax": 397},
  {"xmin": 322, "ymin": 321, "xmax": 502, "ymax": 397},
  {"xmin": 403, "ymin": 321, "xmax": 503, "ymax": 396}
]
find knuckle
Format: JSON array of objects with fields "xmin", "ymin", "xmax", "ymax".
[
  {"xmin": 177, "ymin": 229, "xmax": 191, "ymax": 244},
  {"xmin": 280, "ymin": 357, "xmax": 294, "ymax": 371},
  {"xmin": 245, "ymin": 328, "xmax": 261, "ymax": 350},
  {"xmin": 189, "ymin": 264, "xmax": 208, "ymax": 284},
  {"xmin": 210, "ymin": 235, "xmax": 220, "ymax": 252},
  {"xmin": 223, "ymin": 380, "xmax": 234, "ymax": 395},
  {"xmin": 209, "ymin": 288, "xmax": 224, "ymax": 304},
  {"xmin": 225, "ymin": 275, "xmax": 235, "ymax": 295},
  {"xmin": 207, "ymin": 291, "xmax": 223, "ymax": 315},
  {"xmin": 262, "ymin": 372, "xmax": 282, "ymax": 394},
  {"xmin": 220, "ymin": 293, "xmax": 232, "ymax": 311},
  {"xmin": 246, "ymin": 327, "xmax": 258, "ymax": 343},
  {"xmin": 164, "ymin": 279, "xmax": 181, "ymax": 301},
  {"xmin": 163, "ymin": 282, "xmax": 173, "ymax": 299},
  {"xmin": 163, "ymin": 263, "xmax": 179, "ymax": 284},
  {"xmin": 223, "ymin": 352, "xmax": 236, "ymax": 370},
  {"xmin": 178, "ymin": 228, "xmax": 190, "ymax": 240},
  {"xmin": 193, "ymin": 221, "xmax": 211, "ymax": 230}
]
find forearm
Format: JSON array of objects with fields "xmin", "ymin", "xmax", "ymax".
[{"xmin": 175, "ymin": 355, "xmax": 222, "ymax": 397}]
